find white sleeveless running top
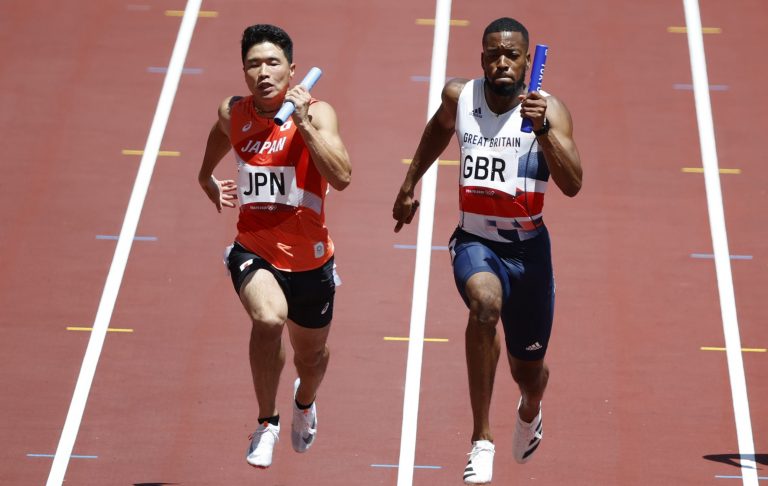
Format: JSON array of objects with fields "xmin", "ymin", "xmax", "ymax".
[{"xmin": 455, "ymin": 78, "xmax": 550, "ymax": 242}]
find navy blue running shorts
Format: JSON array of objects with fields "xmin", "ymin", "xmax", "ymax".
[
  {"xmin": 225, "ymin": 242, "xmax": 336, "ymax": 329},
  {"xmin": 449, "ymin": 226, "xmax": 555, "ymax": 361}
]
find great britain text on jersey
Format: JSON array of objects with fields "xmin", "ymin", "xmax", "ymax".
[{"xmin": 463, "ymin": 132, "xmax": 522, "ymax": 149}]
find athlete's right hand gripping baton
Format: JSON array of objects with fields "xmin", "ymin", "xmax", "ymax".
[
  {"xmin": 521, "ymin": 44, "xmax": 548, "ymax": 133},
  {"xmin": 274, "ymin": 67, "xmax": 323, "ymax": 126}
]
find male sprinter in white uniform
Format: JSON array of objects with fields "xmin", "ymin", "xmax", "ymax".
[{"xmin": 392, "ymin": 17, "xmax": 582, "ymax": 484}]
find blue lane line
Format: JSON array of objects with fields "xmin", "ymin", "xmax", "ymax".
[
  {"xmin": 690, "ymin": 253, "xmax": 753, "ymax": 260},
  {"xmin": 394, "ymin": 244, "xmax": 449, "ymax": 251},
  {"xmin": 371, "ymin": 464, "xmax": 443, "ymax": 469},
  {"xmin": 27, "ymin": 454, "xmax": 98, "ymax": 459},
  {"xmin": 96, "ymin": 235, "xmax": 158, "ymax": 241},
  {"xmin": 147, "ymin": 66, "xmax": 204, "ymax": 74},
  {"xmin": 674, "ymin": 83, "xmax": 729, "ymax": 91},
  {"xmin": 715, "ymin": 475, "xmax": 768, "ymax": 480}
]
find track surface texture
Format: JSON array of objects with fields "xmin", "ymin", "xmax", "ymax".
[{"xmin": 0, "ymin": 1, "xmax": 765, "ymax": 485}]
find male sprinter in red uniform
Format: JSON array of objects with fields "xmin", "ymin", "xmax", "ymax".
[
  {"xmin": 198, "ymin": 24, "xmax": 351, "ymax": 469},
  {"xmin": 393, "ymin": 17, "xmax": 582, "ymax": 484}
]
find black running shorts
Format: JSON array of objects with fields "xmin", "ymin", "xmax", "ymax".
[{"xmin": 225, "ymin": 242, "xmax": 336, "ymax": 329}]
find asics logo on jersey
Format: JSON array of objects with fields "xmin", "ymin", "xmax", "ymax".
[{"xmin": 242, "ymin": 121, "xmax": 252, "ymax": 132}]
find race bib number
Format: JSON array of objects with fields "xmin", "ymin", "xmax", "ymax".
[
  {"xmin": 460, "ymin": 147, "xmax": 518, "ymax": 192},
  {"xmin": 238, "ymin": 165, "xmax": 299, "ymax": 206}
]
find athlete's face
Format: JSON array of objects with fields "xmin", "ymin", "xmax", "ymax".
[
  {"xmin": 243, "ymin": 42, "xmax": 295, "ymax": 103},
  {"xmin": 481, "ymin": 31, "xmax": 530, "ymax": 97}
]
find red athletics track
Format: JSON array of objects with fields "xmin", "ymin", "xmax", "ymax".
[{"xmin": 0, "ymin": 1, "xmax": 765, "ymax": 485}]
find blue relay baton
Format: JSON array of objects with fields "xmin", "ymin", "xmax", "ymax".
[
  {"xmin": 521, "ymin": 44, "xmax": 548, "ymax": 133},
  {"xmin": 274, "ymin": 67, "xmax": 323, "ymax": 126}
]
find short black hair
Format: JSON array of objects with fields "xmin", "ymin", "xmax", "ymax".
[
  {"xmin": 482, "ymin": 17, "xmax": 529, "ymax": 47},
  {"xmin": 241, "ymin": 24, "xmax": 293, "ymax": 63}
]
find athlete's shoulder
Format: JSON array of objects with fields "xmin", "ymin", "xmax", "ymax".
[
  {"xmin": 541, "ymin": 93, "xmax": 571, "ymax": 119},
  {"xmin": 307, "ymin": 99, "xmax": 340, "ymax": 129},
  {"xmin": 541, "ymin": 93, "xmax": 576, "ymax": 136},
  {"xmin": 442, "ymin": 77, "xmax": 471, "ymax": 104},
  {"xmin": 307, "ymin": 98, "xmax": 333, "ymax": 114},
  {"xmin": 216, "ymin": 96, "xmax": 248, "ymax": 137},
  {"xmin": 219, "ymin": 95, "xmax": 247, "ymax": 116}
]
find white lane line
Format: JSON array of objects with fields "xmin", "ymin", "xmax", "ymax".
[
  {"xmin": 397, "ymin": 2, "xmax": 452, "ymax": 486},
  {"xmin": 682, "ymin": 1, "xmax": 758, "ymax": 484},
  {"xmin": 45, "ymin": 1, "xmax": 202, "ymax": 484}
]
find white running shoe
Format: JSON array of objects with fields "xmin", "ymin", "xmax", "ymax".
[
  {"xmin": 463, "ymin": 440, "xmax": 495, "ymax": 484},
  {"xmin": 291, "ymin": 378, "xmax": 317, "ymax": 453},
  {"xmin": 512, "ymin": 399, "xmax": 543, "ymax": 464},
  {"xmin": 246, "ymin": 421, "xmax": 280, "ymax": 468}
]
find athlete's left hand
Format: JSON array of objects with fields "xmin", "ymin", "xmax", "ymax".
[
  {"xmin": 286, "ymin": 84, "xmax": 312, "ymax": 124},
  {"xmin": 393, "ymin": 190, "xmax": 420, "ymax": 233},
  {"xmin": 519, "ymin": 91, "xmax": 548, "ymax": 131}
]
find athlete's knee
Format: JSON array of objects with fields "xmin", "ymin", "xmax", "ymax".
[
  {"xmin": 511, "ymin": 360, "xmax": 549, "ymax": 390},
  {"xmin": 468, "ymin": 291, "xmax": 501, "ymax": 328},
  {"xmin": 249, "ymin": 313, "xmax": 286, "ymax": 341},
  {"xmin": 294, "ymin": 344, "xmax": 329, "ymax": 369}
]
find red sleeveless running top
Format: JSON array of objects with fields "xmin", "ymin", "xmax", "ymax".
[{"xmin": 228, "ymin": 96, "xmax": 333, "ymax": 271}]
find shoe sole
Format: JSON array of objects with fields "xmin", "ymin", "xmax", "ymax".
[
  {"xmin": 246, "ymin": 456, "xmax": 271, "ymax": 469},
  {"xmin": 463, "ymin": 473, "xmax": 491, "ymax": 485},
  {"xmin": 463, "ymin": 474, "xmax": 491, "ymax": 485}
]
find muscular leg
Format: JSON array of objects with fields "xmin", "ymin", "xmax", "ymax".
[
  {"xmin": 239, "ymin": 269, "xmax": 289, "ymax": 419},
  {"xmin": 286, "ymin": 320, "xmax": 331, "ymax": 405},
  {"xmin": 464, "ymin": 271, "xmax": 503, "ymax": 442},
  {"xmin": 507, "ymin": 354, "xmax": 549, "ymax": 422}
]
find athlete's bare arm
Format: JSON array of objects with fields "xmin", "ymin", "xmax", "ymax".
[
  {"xmin": 519, "ymin": 92, "xmax": 582, "ymax": 197},
  {"xmin": 198, "ymin": 97, "xmax": 238, "ymax": 212},
  {"xmin": 286, "ymin": 85, "xmax": 351, "ymax": 191},
  {"xmin": 392, "ymin": 78, "xmax": 468, "ymax": 232}
]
